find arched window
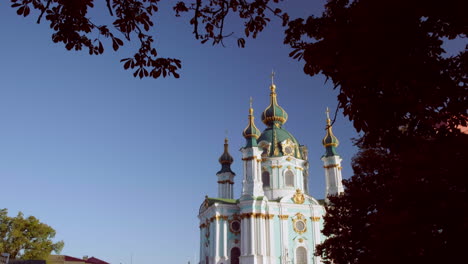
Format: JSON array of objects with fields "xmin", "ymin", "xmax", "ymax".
[
  {"xmin": 296, "ymin": 246, "xmax": 307, "ymax": 264},
  {"xmin": 230, "ymin": 247, "xmax": 240, "ymax": 264},
  {"xmin": 285, "ymin": 170, "xmax": 294, "ymax": 187},
  {"xmin": 262, "ymin": 171, "xmax": 270, "ymax": 188}
]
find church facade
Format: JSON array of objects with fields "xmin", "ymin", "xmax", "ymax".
[{"xmin": 198, "ymin": 81, "xmax": 344, "ymax": 264}]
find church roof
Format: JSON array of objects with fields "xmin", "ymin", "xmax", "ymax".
[
  {"xmin": 261, "ymin": 84, "xmax": 288, "ymax": 128},
  {"xmin": 217, "ymin": 138, "xmax": 235, "ymax": 174},
  {"xmin": 258, "ymin": 127, "xmax": 303, "ymax": 159},
  {"xmin": 242, "ymin": 102, "xmax": 262, "ymax": 147},
  {"xmin": 206, "ymin": 197, "xmax": 238, "ymax": 206},
  {"xmin": 255, "ymin": 80, "xmax": 302, "ymax": 159},
  {"xmin": 322, "ymin": 108, "xmax": 340, "ymax": 157}
]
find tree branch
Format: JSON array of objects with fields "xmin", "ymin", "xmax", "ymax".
[
  {"xmin": 36, "ymin": 0, "xmax": 51, "ymax": 24},
  {"xmin": 106, "ymin": 0, "xmax": 114, "ymax": 16}
]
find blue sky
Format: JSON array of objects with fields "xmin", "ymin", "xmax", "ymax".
[{"xmin": 5, "ymin": 0, "xmax": 465, "ymax": 263}]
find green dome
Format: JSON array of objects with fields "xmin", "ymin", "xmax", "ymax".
[
  {"xmin": 258, "ymin": 127, "xmax": 302, "ymax": 159},
  {"xmin": 261, "ymin": 84, "xmax": 288, "ymax": 127},
  {"xmin": 322, "ymin": 118, "xmax": 340, "ymax": 157},
  {"xmin": 243, "ymin": 107, "xmax": 261, "ymax": 147}
]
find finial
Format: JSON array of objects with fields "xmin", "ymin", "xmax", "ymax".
[
  {"xmin": 243, "ymin": 96, "xmax": 261, "ymax": 144},
  {"xmin": 322, "ymin": 107, "xmax": 340, "ymax": 156},
  {"xmin": 325, "ymin": 107, "xmax": 331, "ymax": 126},
  {"xmin": 225, "ymin": 130, "xmax": 229, "ymax": 143},
  {"xmin": 270, "ymin": 70, "xmax": 276, "ymax": 92},
  {"xmin": 271, "ymin": 70, "xmax": 275, "ymax": 85}
]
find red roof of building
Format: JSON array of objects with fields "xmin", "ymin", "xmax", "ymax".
[
  {"xmin": 85, "ymin": 257, "xmax": 109, "ymax": 264},
  {"xmin": 63, "ymin": 256, "xmax": 85, "ymax": 262}
]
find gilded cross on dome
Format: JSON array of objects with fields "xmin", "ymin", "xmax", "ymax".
[
  {"xmin": 270, "ymin": 70, "xmax": 275, "ymax": 85},
  {"xmin": 325, "ymin": 107, "xmax": 332, "ymax": 126}
]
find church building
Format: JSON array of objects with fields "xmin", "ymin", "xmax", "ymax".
[{"xmin": 198, "ymin": 80, "xmax": 344, "ymax": 264}]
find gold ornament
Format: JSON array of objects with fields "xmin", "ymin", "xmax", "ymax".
[
  {"xmin": 292, "ymin": 213, "xmax": 307, "ymax": 234},
  {"xmin": 292, "ymin": 189, "xmax": 305, "ymax": 204},
  {"xmin": 310, "ymin": 216, "xmax": 321, "ymax": 222}
]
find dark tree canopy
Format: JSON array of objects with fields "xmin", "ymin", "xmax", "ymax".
[
  {"xmin": 316, "ymin": 134, "xmax": 468, "ymax": 264},
  {"xmin": 284, "ymin": 0, "xmax": 467, "ymax": 144},
  {"xmin": 299, "ymin": 1, "xmax": 467, "ymax": 263},
  {"xmin": 10, "ymin": 0, "xmax": 289, "ymax": 79},
  {"xmin": 0, "ymin": 209, "xmax": 64, "ymax": 260}
]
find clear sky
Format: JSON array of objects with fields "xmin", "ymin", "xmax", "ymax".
[{"xmin": 1, "ymin": 1, "xmax": 359, "ymax": 263}]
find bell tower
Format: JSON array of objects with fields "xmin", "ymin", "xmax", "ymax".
[
  {"xmin": 216, "ymin": 138, "xmax": 235, "ymax": 199},
  {"xmin": 321, "ymin": 108, "xmax": 344, "ymax": 198},
  {"xmin": 241, "ymin": 99, "xmax": 264, "ymax": 198}
]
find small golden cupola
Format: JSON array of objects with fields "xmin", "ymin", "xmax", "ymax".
[
  {"xmin": 261, "ymin": 76, "xmax": 288, "ymax": 128},
  {"xmin": 218, "ymin": 138, "xmax": 235, "ymax": 174},
  {"xmin": 322, "ymin": 107, "xmax": 340, "ymax": 157},
  {"xmin": 243, "ymin": 98, "xmax": 262, "ymax": 147}
]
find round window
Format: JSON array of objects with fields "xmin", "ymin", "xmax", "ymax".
[
  {"xmin": 284, "ymin": 146, "xmax": 293, "ymax": 155},
  {"xmin": 295, "ymin": 220, "xmax": 306, "ymax": 232},
  {"xmin": 230, "ymin": 220, "xmax": 241, "ymax": 233}
]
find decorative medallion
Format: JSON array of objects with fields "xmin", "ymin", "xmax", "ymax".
[
  {"xmin": 228, "ymin": 215, "xmax": 241, "ymax": 235},
  {"xmin": 298, "ymin": 238, "xmax": 304, "ymax": 243},
  {"xmin": 292, "ymin": 189, "xmax": 305, "ymax": 204},
  {"xmin": 293, "ymin": 213, "xmax": 307, "ymax": 235},
  {"xmin": 260, "ymin": 142, "xmax": 271, "ymax": 157},
  {"xmin": 281, "ymin": 138, "xmax": 295, "ymax": 156},
  {"xmin": 229, "ymin": 220, "xmax": 241, "ymax": 235}
]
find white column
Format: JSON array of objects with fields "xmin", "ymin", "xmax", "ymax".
[
  {"xmin": 200, "ymin": 224, "xmax": 204, "ymax": 264},
  {"xmin": 223, "ymin": 219, "xmax": 228, "ymax": 258},
  {"xmin": 260, "ymin": 216, "xmax": 266, "ymax": 257},
  {"xmin": 268, "ymin": 216, "xmax": 275, "ymax": 259},
  {"xmin": 256, "ymin": 216, "xmax": 260, "ymax": 255},
  {"xmin": 250, "ymin": 217, "xmax": 255, "ymax": 255},
  {"xmin": 281, "ymin": 217, "xmax": 289, "ymax": 260},
  {"xmin": 265, "ymin": 216, "xmax": 270, "ymax": 257},
  {"xmin": 210, "ymin": 222, "xmax": 214, "ymax": 261},
  {"xmin": 215, "ymin": 218, "xmax": 220, "ymax": 260},
  {"xmin": 241, "ymin": 218, "xmax": 247, "ymax": 255}
]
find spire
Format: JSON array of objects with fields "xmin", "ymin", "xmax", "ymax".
[
  {"xmin": 243, "ymin": 98, "xmax": 261, "ymax": 147},
  {"xmin": 322, "ymin": 107, "xmax": 340, "ymax": 157},
  {"xmin": 217, "ymin": 137, "xmax": 235, "ymax": 174},
  {"xmin": 261, "ymin": 72, "xmax": 288, "ymax": 128}
]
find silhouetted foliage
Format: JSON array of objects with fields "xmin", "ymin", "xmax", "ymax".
[
  {"xmin": 10, "ymin": 0, "xmax": 289, "ymax": 79},
  {"xmin": 284, "ymin": 0, "xmax": 467, "ymax": 143},
  {"xmin": 317, "ymin": 134, "xmax": 468, "ymax": 264},
  {"xmin": 298, "ymin": 1, "xmax": 467, "ymax": 263},
  {"xmin": 0, "ymin": 209, "xmax": 64, "ymax": 260}
]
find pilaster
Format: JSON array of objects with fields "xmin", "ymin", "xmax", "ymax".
[
  {"xmin": 241, "ymin": 147, "xmax": 264, "ymax": 198},
  {"xmin": 322, "ymin": 155, "xmax": 344, "ymax": 197}
]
